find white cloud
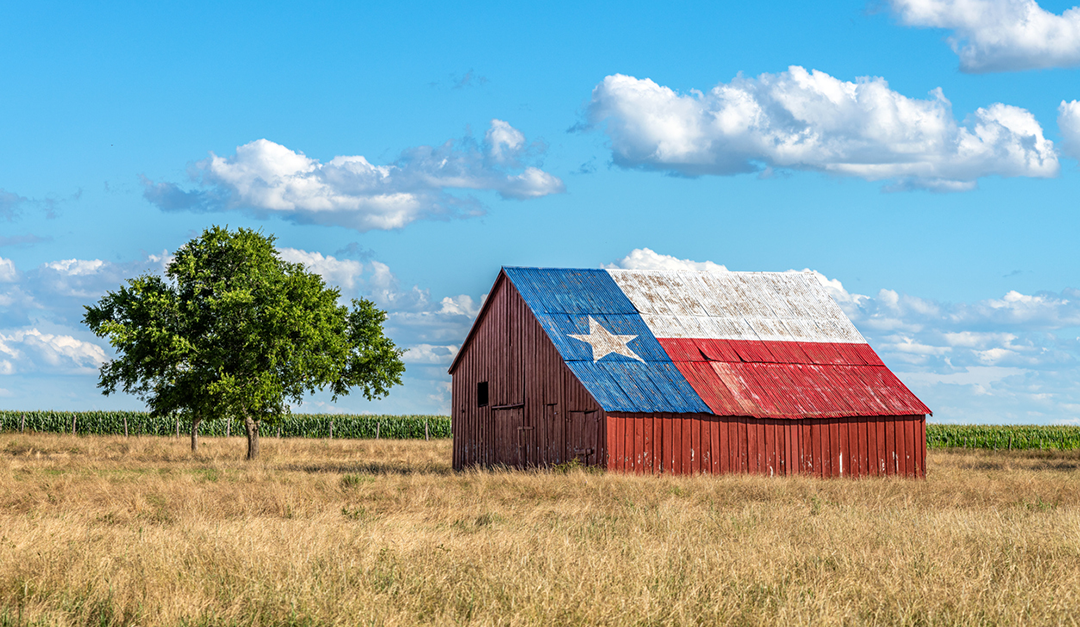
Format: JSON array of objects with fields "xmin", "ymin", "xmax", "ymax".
[
  {"xmin": 403, "ymin": 343, "xmax": 460, "ymax": 365},
  {"xmin": 44, "ymin": 258, "xmax": 106, "ymax": 276},
  {"xmin": 604, "ymin": 247, "xmax": 730, "ymax": 273},
  {"xmin": 277, "ymin": 248, "xmax": 364, "ymax": 291},
  {"xmin": 437, "ymin": 295, "xmax": 480, "ymax": 317},
  {"xmin": 485, "ymin": 119, "xmax": 526, "ymax": 165},
  {"xmin": 889, "ymin": 0, "xmax": 1080, "ymax": 72},
  {"xmin": 143, "ymin": 120, "xmax": 565, "ymax": 232},
  {"xmin": 942, "ymin": 331, "xmax": 1017, "ymax": 348},
  {"xmin": 1059, "ymin": 100, "xmax": 1080, "ymax": 160},
  {"xmin": 0, "ymin": 328, "xmax": 106, "ymax": 374},
  {"xmin": 587, "ymin": 68, "xmax": 1058, "ymax": 191},
  {"xmin": 0, "ymin": 257, "xmax": 17, "ymax": 282},
  {"xmin": 33, "ymin": 253, "xmax": 170, "ymax": 302},
  {"xmin": 881, "ymin": 334, "xmax": 954, "ymax": 358},
  {"xmin": 0, "ymin": 252, "xmax": 173, "ymax": 331}
]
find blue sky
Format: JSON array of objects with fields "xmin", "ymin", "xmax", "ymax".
[{"xmin": 3, "ymin": 0, "xmax": 1080, "ymax": 423}]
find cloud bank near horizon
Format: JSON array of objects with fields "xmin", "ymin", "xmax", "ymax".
[{"xmin": 6, "ymin": 244, "xmax": 1080, "ymax": 420}]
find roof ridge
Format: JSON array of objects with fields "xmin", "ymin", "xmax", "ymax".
[{"xmin": 501, "ymin": 265, "xmax": 814, "ymax": 276}]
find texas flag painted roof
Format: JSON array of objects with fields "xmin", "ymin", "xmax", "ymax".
[{"xmin": 499, "ymin": 267, "xmax": 930, "ymax": 419}]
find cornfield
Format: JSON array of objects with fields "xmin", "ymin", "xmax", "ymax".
[
  {"xmin": 926, "ymin": 424, "xmax": 1080, "ymax": 450},
  {"xmin": 0, "ymin": 410, "xmax": 450, "ymax": 439},
  {"xmin": 4, "ymin": 412, "xmax": 1079, "ymax": 450}
]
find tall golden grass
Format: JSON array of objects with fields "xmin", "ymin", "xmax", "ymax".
[{"xmin": 1, "ymin": 433, "xmax": 1079, "ymax": 626}]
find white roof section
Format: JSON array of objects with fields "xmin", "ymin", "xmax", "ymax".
[{"xmin": 605, "ymin": 269, "xmax": 866, "ymax": 344}]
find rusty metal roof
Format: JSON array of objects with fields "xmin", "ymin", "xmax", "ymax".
[{"xmin": 493, "ymin": 267, "xmax": 930, "ymax": 418}]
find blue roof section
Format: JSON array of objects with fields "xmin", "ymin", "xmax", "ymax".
[
  {"xmin": 505, "ymin": 267, "xmax": 638, "ymax": 315},
  {"xmin": 505, "ymin": 267, "xmax": 710, "ymax": 414},
  {"xmin": 534, "ymin": 313, "xmax": 671, "ymax": 363}
]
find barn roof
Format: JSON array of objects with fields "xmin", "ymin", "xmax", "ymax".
[{"xmin": 454, "ymin": 267, "xmax": 930, "ymax": 419}]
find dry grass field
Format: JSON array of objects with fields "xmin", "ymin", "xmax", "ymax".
[{"xmin": 1, "ymin": 434, "xmax": 1079, "ymax": 626}]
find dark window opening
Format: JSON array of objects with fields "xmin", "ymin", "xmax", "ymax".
[{"xmin": 477, "ymin": 381, "xmax": 489, "ymax": 407}]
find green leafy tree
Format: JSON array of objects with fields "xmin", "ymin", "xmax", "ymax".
[{"xmin": 84, "ymin": 226, "xmax": 405, "ymax": 459}]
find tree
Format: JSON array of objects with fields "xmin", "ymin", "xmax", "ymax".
[{"xmin": 84, "ymin": 226, "xmax": 406, "ymax": 459}]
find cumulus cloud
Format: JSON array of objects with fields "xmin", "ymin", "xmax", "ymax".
[
  {"xmin": 277, "ymin": 248, "xmax": 364, "ymax": 291},
  {"xmin": 587, "ymin": 68, "xmax": 1058, "ymax": 191},
  {"xmin": 1059, "ymin": 100, "xmax": 1080, "ymax": 160},
  {"xmin": 0, "ymin": 251, "xmax": 171, "ymax": 329},
  {"xmin": 0, "ymin": 257, "xmax": 17, "ymax": 283},
  {"xmin": 0, "ymin": 328, "xmax": 106, "ymax": 374},
  {"xmin": 889, "ymin": 0, "xmax": 1080, "ymax": 72},
  {"xmin": 403, "ymin": 343, "xmax": 460, "ymax": 365},
  {"xmin": 604, "ymin": 247, "xmax": 730, "ymax": 273},
  {"xmin": 44, "ymin": 259, "xmax": 106, "ymax": 276},
  {"xmin": 143, "ymin": 120, "xmax": 565, "ymax": 231},
  {"xmin": 485, "ymin": 119, "xmax": 526, "ymax": 165}
]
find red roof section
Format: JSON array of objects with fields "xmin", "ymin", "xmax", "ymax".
[{"xmin": 660, "ymin": 338, "xmax": 931, "ymax": 419}]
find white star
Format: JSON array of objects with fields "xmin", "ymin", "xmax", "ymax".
[{"xmin": 568, "ymin": 316, "xmax": 644, "ymax": 362}]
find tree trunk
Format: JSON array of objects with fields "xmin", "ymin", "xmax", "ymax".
[
  {"xmin": 190, "ymin": 415, "xmax": 202, "ymax": 452},
  {"xmin": 244, "ymin": 414, "xmax": 260, "ymax": 460}
]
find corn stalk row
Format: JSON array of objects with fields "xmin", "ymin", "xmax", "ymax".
[{"xmin": 0, "ymin": 410, "xmax": 450, "ymax": 439}]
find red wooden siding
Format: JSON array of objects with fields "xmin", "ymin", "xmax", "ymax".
[
  {"xmin": 603, "ymin": 413, "xmax": 926, "ymax": 478},
  {"xmin": 451, "ymin": 275, "xmax": 605, "ymax": 470}
]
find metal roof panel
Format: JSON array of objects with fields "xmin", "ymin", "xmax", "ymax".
[{"xmin": 497, "ymin": 267, "xmax": 926, "ymax": 417}]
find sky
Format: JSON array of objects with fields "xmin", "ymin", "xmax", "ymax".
[{"xmin": 2, "ymin": 0, "xmax": 1080, "ymax": 424}]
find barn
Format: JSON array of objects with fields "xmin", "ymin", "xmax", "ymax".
[{"xmin": 448, "ymin": 267, "xmax": 931, "ymax": 478}]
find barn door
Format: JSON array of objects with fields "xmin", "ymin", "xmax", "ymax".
[
  {"xmin": 567, "ymin": 410, "xmax": 598, "ymax": 465},
  {"xmin": 518, "ymin": 415, "xmax": 535, "ymax": 468},
  {"xmin": 494, "ymin": 407, "xmax": 525, "ymax": 467}
]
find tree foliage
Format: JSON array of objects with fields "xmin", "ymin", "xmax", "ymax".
[{"xmin": 84, "ymin": 226, "xmax": 406, "ymax": 458}]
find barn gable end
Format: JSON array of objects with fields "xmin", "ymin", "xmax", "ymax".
[{"xmin": 450, "ymin": 271, "xmax": 604, "ymax": 469}]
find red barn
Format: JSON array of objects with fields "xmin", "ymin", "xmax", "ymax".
[{"xmin": 448, "ymin": 267, "xmax": 931, "ymax": 478}]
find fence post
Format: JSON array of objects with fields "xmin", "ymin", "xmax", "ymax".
[
  {"xmin": 226, "ymin": 419, "xmax": 231, "ymax": 438},
  {"xmin": 425, "ymin": 418, "xmax": 429, "ymax": 441},
  {"xmin": 276, "ymin": 426, "xmax": 281, "ymax": 438},
  {"xmin": 376, "ymin": 419, "xmax": 380, "ymax": 440},
  {"xmin": 124, "ymin": 416, "xmax": 129, "ymax": 438},
  {"xmin": 330, "ymin": 420, "xmax": 334, "ymax": 439},
  {"xmin": 71, "ymin": 413, "xmax": 77, "ymax": 435},
  {"xmin": 20, "ymin": 413, "xmax": 25, "ymax": 433},
  {"xmin": 175, "ymin": 416, "xmax": 179, "ymax": 438}
]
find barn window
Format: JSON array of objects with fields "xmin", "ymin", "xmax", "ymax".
[{"xmin": 477, "ymin": 381, "xmax": 489, "ymax": 407}]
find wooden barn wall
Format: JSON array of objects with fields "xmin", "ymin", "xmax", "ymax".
[
  {"xmin": 451, "ymin": 277, "xmax": 604, "ymax": 470},
  {"xmin": 604, "ymin": 413, "xmax": 926, "ymax": 478}
]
